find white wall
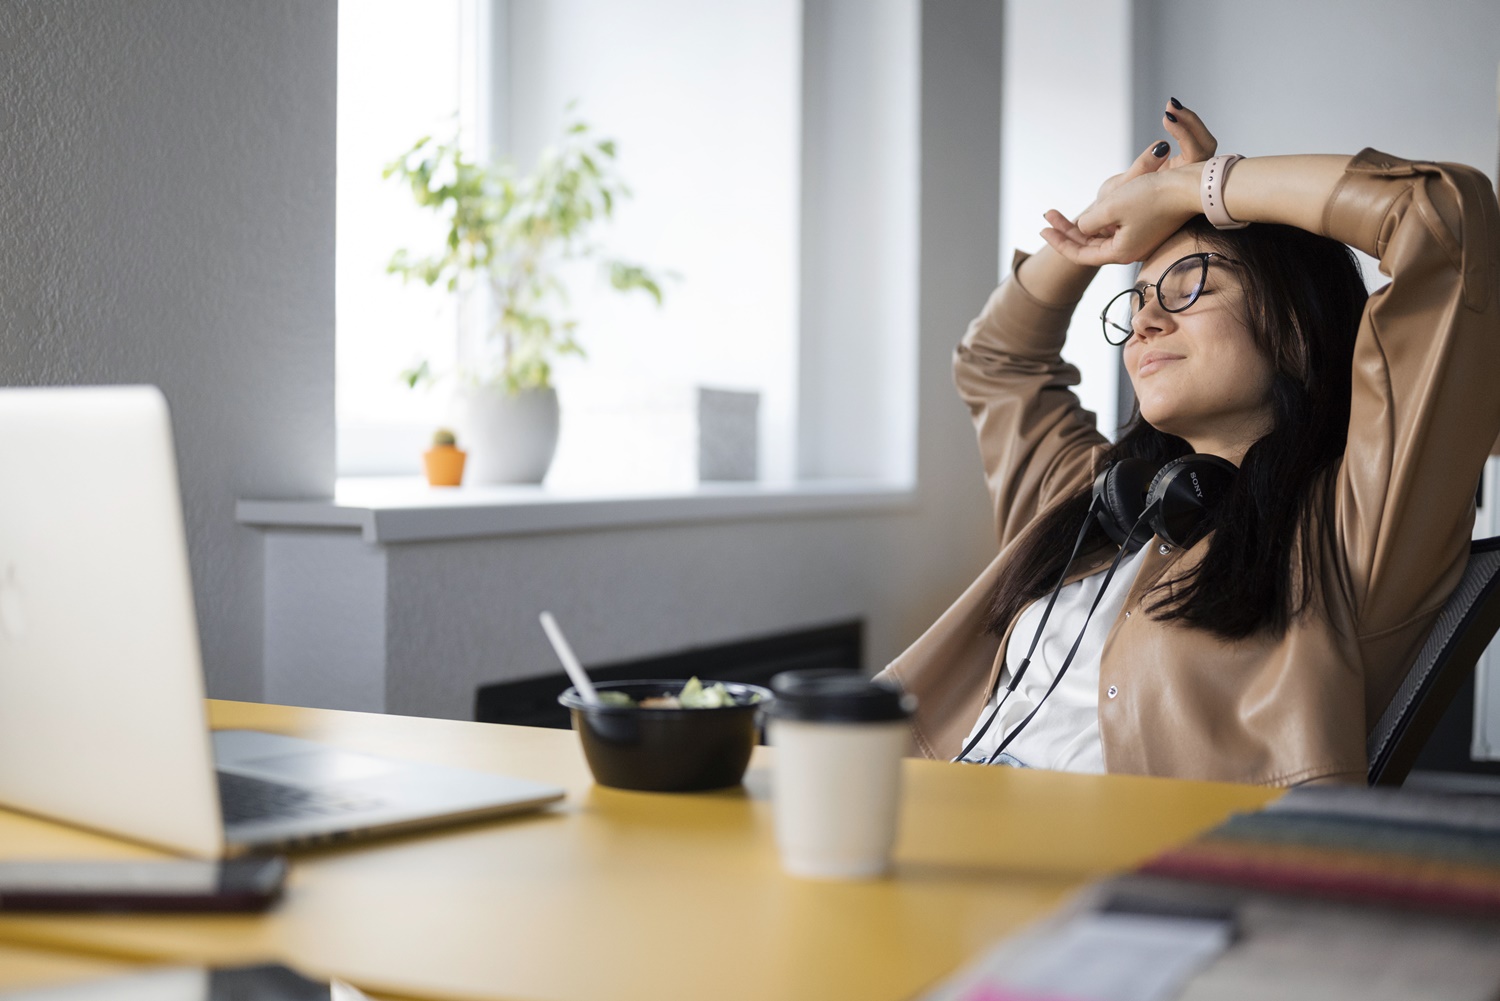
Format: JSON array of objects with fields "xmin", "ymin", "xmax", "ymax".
[
  {"xmin": 0, "ymin": 1, "xmax": 336, "ymax": 701},
  {"xmin": 1001, "ymin": 0, "xmax": 1132, "ymax": 438},
  {"xmin": 798, "ymin": 0, "xmax": 920, "ymax": 482}
]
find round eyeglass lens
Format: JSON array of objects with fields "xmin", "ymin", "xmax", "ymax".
[
  {"xmin": 1101, "ymin": 289, "xmax": 1141, "ymax": 345},
  {"xmin": 1158, "ymin": 254, "xmax": 1209, "ymax": 311}
]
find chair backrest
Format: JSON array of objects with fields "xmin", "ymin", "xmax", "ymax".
[{"xmin": 1368, "ymin": 536, "xmax": 1500, "ymax": 786}]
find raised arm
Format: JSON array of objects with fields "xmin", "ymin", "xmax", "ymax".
[
  {"xmin": 1317, "ymin": 153, "xmax": 1500, "ymax": 638},
  {"xmin": 1042, "ymin": 153, "xmax": 1351, "ymax": 266},
  {"xmin": 1048, "ymin": 142, "xmax": 1500, "ymax": 663},
  {"xmin": 954, "ymin": 253, "xmax": 1102, "ymax": 547},
  {"xmin": 962, "ymin": 106, "xmax": 1224, "ymax": 545},
  {"xmin": 1027, "ymin": 102, "xmax": 1223, "ymax": 293}
]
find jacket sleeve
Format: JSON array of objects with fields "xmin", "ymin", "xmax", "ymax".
[
  {"xmin": 955, "ymin": 251, "xmax": 1109, "ymax": 548},
  {"xmin": 1323, "ymin": 150, "xmax": 1500, "ymax": 639}
]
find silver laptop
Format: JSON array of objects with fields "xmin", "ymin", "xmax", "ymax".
[{"xmin": 0, "ymin": 385, "xmax": 563, "ymax": 858}]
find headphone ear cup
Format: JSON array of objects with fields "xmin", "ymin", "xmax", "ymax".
[
  {"xmin": 1145, "ymin": 454, "xmax": 1238, "ymax": 548},
  {"xmin": 1093, "ymin": 458, "xmax": 1157, "ymax": 549}
]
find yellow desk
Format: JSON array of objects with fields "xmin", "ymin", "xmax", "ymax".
[
  {"xmin": 0, "ymin": 941, "xmax": 147, "ymax": 994},
  {"xmin": 0, "ymin": 701, "xmax": 1277, "ymax": 1000}
]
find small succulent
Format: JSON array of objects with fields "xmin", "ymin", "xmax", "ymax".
[{"xmin": 431, "ymin": 428, "xmax": 458, "ymax": 448}]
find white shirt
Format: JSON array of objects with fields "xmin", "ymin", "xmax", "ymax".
[{"xmin": 957, "ymin": 543, "xmax": 1149, "ymax": 772}]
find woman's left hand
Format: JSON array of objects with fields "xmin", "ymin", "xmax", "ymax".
[{"xmin": 1042, "ymin": 101, "xmax": 1219, "ymax": 266}]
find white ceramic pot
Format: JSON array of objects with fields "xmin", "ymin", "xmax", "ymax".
[{"xmin": 451, "ymin": 386, "xmax": 560, "ymax": 484}]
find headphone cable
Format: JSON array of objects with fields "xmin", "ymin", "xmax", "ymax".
[
  {"xmin": 980, "ymin": 504, "xmax": 1153, "ymax": 766},
  {"xmin": 952, "ymin": 495, "xmax": 1101, "ymax": 764}
]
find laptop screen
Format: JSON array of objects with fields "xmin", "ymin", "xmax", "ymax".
[{"xmin": 0, "ymin": 386, "xmax": 224, "ymax": 857}]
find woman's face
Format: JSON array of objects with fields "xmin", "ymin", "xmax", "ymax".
[{"xmin": 1121, "ymin": 231, "xmax": 1275, "ymax": 463}]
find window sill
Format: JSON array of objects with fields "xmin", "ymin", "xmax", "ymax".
[{"xmin": 236, "ymin": 477, "xmax": 917, "ymax": 544}]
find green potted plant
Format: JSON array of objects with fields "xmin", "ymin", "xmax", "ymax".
[{"xmin": 384, "ymin": 111, "xmax": 667, "ymax": 483}]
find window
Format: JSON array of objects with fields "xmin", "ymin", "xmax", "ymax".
[
  {"xmin": 336, "ymin": 0, "xmax": 473, "ymax": 474},
  {"xmin": 338, "ymin": 2, "xmax": 920, "ymax": 493},
  {"xmin": 337, "ymin": 1, "xmax": 803, "ymax": 487}
]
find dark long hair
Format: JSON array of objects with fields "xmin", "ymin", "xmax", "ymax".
[{"xmin": 984, "ymin": 216, "xmax": 1368, "ymax": 641}]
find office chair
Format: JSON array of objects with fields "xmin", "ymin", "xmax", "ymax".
[{"xmin": 1367, "ymin": 536, "xmax": 1500, "ymax": 786}]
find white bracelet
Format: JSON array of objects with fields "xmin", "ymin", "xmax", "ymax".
[{"xmin": 1201, "ymin": 154, "xmax": 1248, "ymax": 230}]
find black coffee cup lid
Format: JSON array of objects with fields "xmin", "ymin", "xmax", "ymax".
[{"xmin": 763, "ymin": 669, "xmax": 915, "ymax": 723}]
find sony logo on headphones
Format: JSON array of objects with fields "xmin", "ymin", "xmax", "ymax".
[{"xmin": 1190, "ymin": 471, "xmax": 1203, "ymax": 499}]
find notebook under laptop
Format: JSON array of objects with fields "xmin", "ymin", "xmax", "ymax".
[{"xmin": 0, "ymin": 385, "xmax": 563, "ymax": 858}]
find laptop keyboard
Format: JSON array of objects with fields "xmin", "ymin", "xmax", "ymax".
[{"xmin": 216, "ymin": 770, "xmax": 381, "ymax": 826}]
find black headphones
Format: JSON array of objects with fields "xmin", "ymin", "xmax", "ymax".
[
  {"xmin": 1092, "ymin": 453, "xmax": 1238, "ymax": 552},
  {"xmin": 952, "ymin": 453, "xmax": 1238, "ymax": 766}
]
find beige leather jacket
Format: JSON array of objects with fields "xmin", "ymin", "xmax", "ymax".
[{"xmin": 878, "ymin": 150, "xmax": 1500, "ymax": 786}]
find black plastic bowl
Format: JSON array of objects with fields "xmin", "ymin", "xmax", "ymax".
[{"xmin": 558, "ymin": 680, "xmax": 773, "ymax": 792}]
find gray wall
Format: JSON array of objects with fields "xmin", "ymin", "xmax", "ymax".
[
  {"xmin": 1132, "ymin": 0, "xmax": 1500, "ymax": 184},
  {"xmin": 0, "ymin": 2, "xmax": 336, "ymax": 700},
  {"xmin": 1122, "ymin": 0, "xmax": 1500, "ymax": 427},
  {"xmin": 799, "ymin": 0, "xmax": 920, "ymax": 482}
]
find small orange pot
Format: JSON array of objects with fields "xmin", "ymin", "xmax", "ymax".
[{"xmin": 423, "ymin": 445, "xmax": 467, "ymax": 487}]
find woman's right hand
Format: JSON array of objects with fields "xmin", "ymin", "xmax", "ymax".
[
  {"xmin": 1041, "ymin": 101, "xmax": 1220, "ymax": 266},
  {"xmin": 1013, "ymin": 101, "xmax": 1219, "ymax": 302},
  {"xmin": 1095, "ymin": 100, "xmax": 1219, "ymax": 200}
]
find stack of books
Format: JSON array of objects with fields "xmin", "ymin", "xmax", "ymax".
[
  {"xmin": 921, "ymin": 786, "xmax": 1500, "ymax": 1001},
  {"xmin": 1137, "ymin": 785, "xmax": 1500, "ymax": 916}
]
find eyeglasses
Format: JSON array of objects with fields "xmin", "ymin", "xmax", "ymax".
[{"xmin": 1099, "ymin": 252, "xmax": 1238, "ymax": 346}]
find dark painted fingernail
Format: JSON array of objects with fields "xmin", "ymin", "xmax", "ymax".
[
  {"xmin": 1152, "ymin": 141, "xmax": 1169, "ymax": 157},
  {"xmin": 1164, "ymin": 111, "xmax": 1179, "ymax": 123},
  {"xmin": 1169, "ymin": 97, "xmax": 1183, "ymax": 110}
]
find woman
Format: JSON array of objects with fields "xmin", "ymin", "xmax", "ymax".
[{"xmin": 877, "ymin": 102, "xmax": 1500, "ymax": 786}]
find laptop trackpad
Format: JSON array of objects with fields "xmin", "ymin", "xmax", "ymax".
[
  {"xmin": 230, "ymin": 750, "xmax": 395, "ymax": 785},
  {"xmin": 213, "ymin": 730, "xmax": 398, "ymax": 785}
]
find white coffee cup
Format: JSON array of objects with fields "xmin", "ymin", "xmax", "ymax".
[{"xmin": 765, "ymin": 670, "xmax": 916, "ymax": 880}]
